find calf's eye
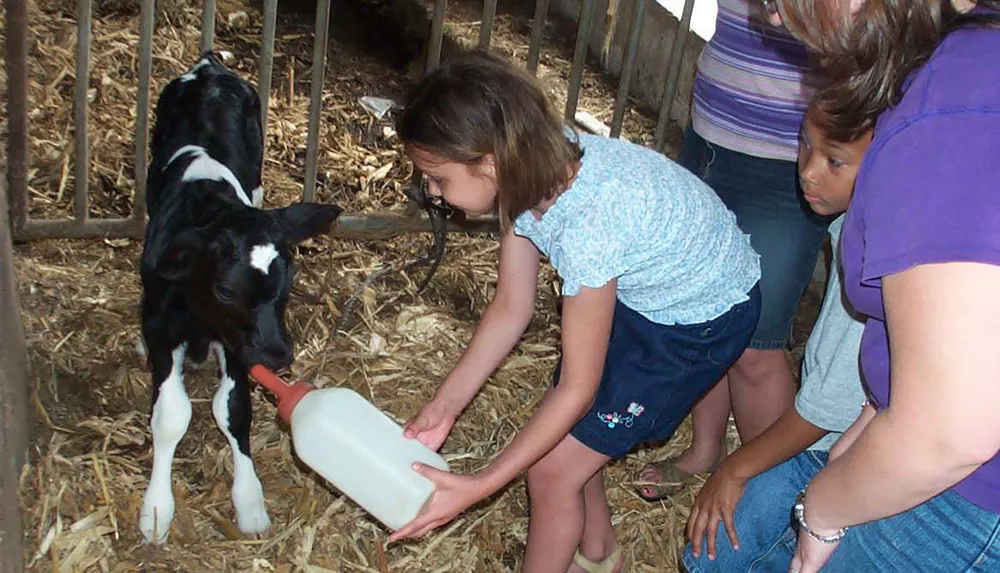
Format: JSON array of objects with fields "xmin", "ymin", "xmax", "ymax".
[{"xmin": 215, "ymin": 285, "xmax": 236, "ymax": 302}]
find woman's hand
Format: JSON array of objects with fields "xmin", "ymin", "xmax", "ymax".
[
  {"xmin": 387, "ymin": 465, "xmax": 495, "ymax": 542},
  {"xmin": 687, "ymin": 465, "xmax": 746, "ymax": 560},
  {"xmin": 790, "ymin": 529, "xmax": 841, "ymax": 573},
  {"xmin": 402, "ymin": 399, "xmax": 458, "ymax": 452}
]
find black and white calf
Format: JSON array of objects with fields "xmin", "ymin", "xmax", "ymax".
[{"xmin": 137, "ymin": 52, "xmax": 341, "ymax": 545}]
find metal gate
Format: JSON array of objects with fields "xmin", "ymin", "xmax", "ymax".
[{"xmin": 5, "ymin": 0, "xmax": 697, "ymax": 243}]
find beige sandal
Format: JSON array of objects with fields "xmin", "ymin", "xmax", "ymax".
[{"xmin": 573, "ymin": 546, "xmax": 625, "ymax": 573}]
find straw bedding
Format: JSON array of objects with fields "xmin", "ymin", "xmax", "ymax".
[{"xmin": 5, "ymin": 0, "xmax": 823, "ymax": 570}]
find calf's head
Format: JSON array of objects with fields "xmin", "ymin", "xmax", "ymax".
[{"xmin": 150, "ymin": 202, "xmax": 341, "ymax": 371}]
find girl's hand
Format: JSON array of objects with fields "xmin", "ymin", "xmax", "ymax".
[
  {"xmin": 686, "ymin": 466, "xmax": 745, "ymax": 560},
  {"xmin": 387, "ymin": 464, "xmax": 494, "ymax": 542},
  {"xmin": 790, "ymin": 529, "xmax": 840, "ymax": 573},
  {"xmin": 403, "ymin": 400, "xmax": 458, "ymax": 451}
]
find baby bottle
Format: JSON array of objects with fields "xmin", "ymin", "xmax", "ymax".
[{"xmin": 250, "ymin": 365, "xmax": 450, "ymax": 531}]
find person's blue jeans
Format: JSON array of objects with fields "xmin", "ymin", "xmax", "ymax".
[
  {"xmin": 678, "ymin": 127, "xmax": 829, "ymax": 349},
  {"xmin": 682, "ymin": 451, "xmax": 1000, "ymax": 572}
]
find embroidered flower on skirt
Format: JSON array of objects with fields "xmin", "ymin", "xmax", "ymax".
[{"xmin": 597, "ymin": 402, "xmax": 645, "ymax": 429}]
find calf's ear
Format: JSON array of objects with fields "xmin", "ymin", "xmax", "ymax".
[{"xmin": 273, "ymin": 202, "xmax": 342, "ymax": 245}]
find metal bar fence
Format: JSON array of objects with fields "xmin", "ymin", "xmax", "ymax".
[
  {"xmin": 8, "ymin": 0, "xmax": 696, "ymax": 242},
  {"xmin": 303, "ymin": 0, "xmax": 333, "ymax": 203},
  {"xmin": 563, "ymin": 0, "xmax": 595, "ymax": 123},
  {"xmin": 479, "ymin": 0, "xmax": 499, "ymax": 50},
  {"xmin": 6, "ymin": 0, "xmax": 30, "ymax": 236},
  {"xmin": 258, "ymin": 0, "xmax": 279, "ymax": 142},
  {"xmin": 200, "ymin": 0, "xmax": 216, "ymax": 53},
  {"xmin": 526, "ymin": 0, "xmax": 551, "ymax": 75},
  {"xmin": 74, "ymin": 0, "xmax": 92, "ymax": 223},
  {"xmin": 427, "ymin": 0, "xmax": 449, "ymax": 73},
  {"xmin": 610, "ymin": 0, "xmax": 647, "ymax": 138},
  {"xmin": 655, "ymin": 0, "xmax": 695, "ymax": 152},
  {"xmin": 134, "ymin": 0, "xmax": 155, "ymax": 222}
]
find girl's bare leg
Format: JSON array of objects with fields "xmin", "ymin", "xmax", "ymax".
[
  {"xmin": 523, "ymin": 434, "xmax": 611, "ymax": 573},
  {"xmin": 568, "ymin": 470, "xmax": 624, "ymax": 573}
]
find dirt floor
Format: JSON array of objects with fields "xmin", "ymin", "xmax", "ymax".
[{"xmin": 6, "ymin": 0, "xmax": 826, "ymax": 571}]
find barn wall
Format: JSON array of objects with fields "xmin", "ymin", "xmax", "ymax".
[{"xmin": 552, "ymin": 0, "xmax": 705, "ymax": 128}]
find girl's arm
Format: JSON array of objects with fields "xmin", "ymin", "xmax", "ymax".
[
  {"xmin": 687, "ymin": 406, "xmax": 826, "ymax": 558},
  {"xmin": 432, "ymin": 228, "xmax": 542, "ymax": 416},
  {"xmin": 479, "ymin": 279, "xmax": 618, "ymax": 492},
  {"xmin": 826, "ymin": 402, "xmax": 875, "ymax": 462},
  {"xmin": 388, "ymin": 279, "xmax": 617, "ymax": 543},
  {"xmin": 800, "ymin": 261, "xmax": 1000, "ymax": 536},
  {"xmin": 719, "ymin": 409, "xmax": 826, "ymax": 484}
]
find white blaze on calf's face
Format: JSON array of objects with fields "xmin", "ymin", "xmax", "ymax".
[{"xmin": 250, "ymin": 243, "xmax": 279, "ymax": 275}]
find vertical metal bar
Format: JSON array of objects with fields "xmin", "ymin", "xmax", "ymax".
[
  {"xmin": 479, "ymin": 0, "xmax": 498, "ymax": 51},
  {"xmin": 408, "ymin": 0, "xmax": 448, "ymax": 213},
  {"xmin": 74, "ymin": 0, "xmax": 93, "ymax": 222},
  {"xmin": 0, "ymin": 168, "xmax": 29, "ymax": 573},
  {"xmin": 258, "ymin": 0, "xmax": 279, "ymax": 140},
  {"xmin": 610, "ymin": 0, "xmax": 647, "ymax": 139},
  {"xmin": 5, "ymin": 0, "xmax": 29, "ymax": 232},
  {"xmin": 526, "ymin": 0, "xmax": 550, "ymax": 75},
  {"xmin": 426, "ymin": 0, "xmax": 448, "ymax": 72},
  {"xmin": 303, "ymin": 0, "xmax": 332, "ymax": 203},
  {"xmin": 655, "ymin": 0, "xmax": 695, "ymax": 152},
  {"xmin": 564, "ymin": 0, "xmax": 595, "ymax": 123},
  {"xmin": 133, "ymin": 0, "xmax": 156, "ymax": 221},
  {"xmin": 200, "ymin": 0, "xmax": 216, "ymax": 53}
]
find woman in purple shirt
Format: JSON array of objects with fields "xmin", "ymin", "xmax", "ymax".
[{"xmin": 752, "ymin": 1, "xmax": 1000, "ymax": 572}]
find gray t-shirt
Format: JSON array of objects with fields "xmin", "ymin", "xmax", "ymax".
[{"xmin": 796, "ymin": 215, "xmax": 868, "ymax": 451}]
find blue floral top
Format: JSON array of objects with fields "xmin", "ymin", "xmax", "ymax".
[{"xmin": 514, "ymin": 132, "xmax": 760, "ymax": 326}]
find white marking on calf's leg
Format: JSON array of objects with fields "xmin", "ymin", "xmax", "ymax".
[
  {"xmin": 250, "ymin": 186, "xmax": 263, "ymax": 208},
  {"xmin": 250, "ymin": 244, "xmax": 278, "ymax": 275},
  {"xmin": 139, "ymin": 344, "xmax": 191, "ymax": 545},
  {"xmin": 211, "ymin": 343, "xmax": 271, "ymax": 536}
]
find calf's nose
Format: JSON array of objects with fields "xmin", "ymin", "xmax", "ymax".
[{"xmin": 256, "ymin": 345, "xmax": 293, "ymax": 372}]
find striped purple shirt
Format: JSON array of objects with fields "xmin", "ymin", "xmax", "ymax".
[{"xmin": 690, "ymin": 0, "xmax": 811, "ymax": 161}]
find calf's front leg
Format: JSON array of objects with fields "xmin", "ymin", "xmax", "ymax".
[
  {"xmin": 211, "ymin": 343, "xmax": 271, "ymax": 536},
  {"xmin": 139, "ymin": 342, "xmax": 191, "ymax": 544}
]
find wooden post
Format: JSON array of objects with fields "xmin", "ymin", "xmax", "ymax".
[{"xmin": 0, "ymin": 173, "xmax": 29, "ymax": 573}]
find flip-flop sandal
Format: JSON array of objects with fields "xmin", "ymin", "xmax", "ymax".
[
  {"xmin": 573, "ymin": 546, "xmax": 625, "ymax": 573},
  {"xmin": 633, "ymin": 455, "xmax": 721, "ymax": 502}
]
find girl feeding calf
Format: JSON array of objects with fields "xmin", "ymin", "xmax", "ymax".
[{"xmin": 388, "ymin": 51, "xmax": 762, "ymax": 573}]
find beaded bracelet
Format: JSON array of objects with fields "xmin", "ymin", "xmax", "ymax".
[{"xmin": 794, "ymin": 488, "xmax": 848, "ymax": 544}]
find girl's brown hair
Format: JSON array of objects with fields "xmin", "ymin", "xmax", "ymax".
[
  {"xmin": 396, "ymin": 50, "xmax": 583, "ymax": 230},
  {"xmin": 775, "ymin": 0, "xmax": 1000, "ymax": 142}
]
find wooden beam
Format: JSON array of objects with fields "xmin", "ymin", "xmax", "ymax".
[
  {"xmin": 9, "ymin": 211, "xmax": 502, "ymax": 243},
  {"xmin": 12, "ymin": 218, "xmax": 146, "ymax": 242}
]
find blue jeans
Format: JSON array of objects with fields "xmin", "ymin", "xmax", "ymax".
[
  {"xmin": 678, "ymin": 128, "xmax": 829, "ymax": 349},
  {"xmin": 682, "ymin": 451, "xmax": 1000, "ymax": 572}
]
